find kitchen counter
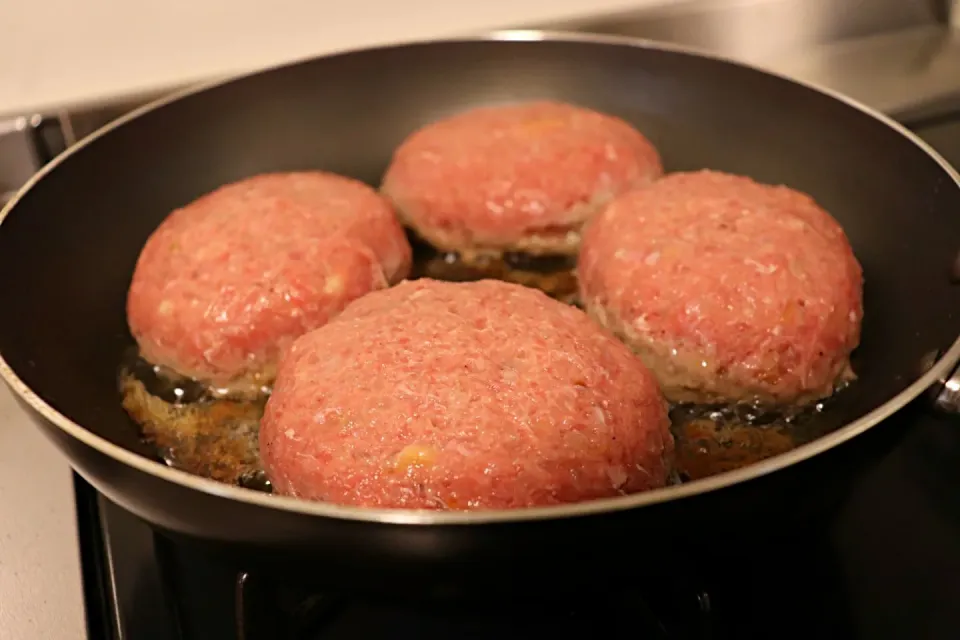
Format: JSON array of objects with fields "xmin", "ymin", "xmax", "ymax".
[
  {"xmin": 5, "ymin": 1, "xmax": 958, "ymax": 123},
  {"xmin": 0, "ymin": 384, "xmax": 85, "ymax": 640},
  {"xmin": 1, "ymin": 0, "xmax": 695, "ymax": 118}
]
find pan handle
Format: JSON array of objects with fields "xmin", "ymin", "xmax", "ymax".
[
  {"xmin": 932, "ymin": 365, "xmax": 960, "ymax": 415},
  {"xmin": 923, "ymin": 349, "xmax": 960, "ymax": 415}
]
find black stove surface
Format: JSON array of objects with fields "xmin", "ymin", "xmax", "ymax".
[{"xmin": 75, "ymin": 120, "xmax": 960, "ymax": 640}]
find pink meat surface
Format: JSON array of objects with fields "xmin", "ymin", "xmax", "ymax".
[
  {"xmin": 381, "ymin": 101, "xmax": 663, "ymax": 254},
  {"xmin": 127, "ymin": 171, "xmax": 411, "ymax": 386},
  {"xmin": 578, "ymin": 170, "xmax": 864, "ymax": 405},
  {"xmin": 260, "ymin": 279, "xmax": 673, "ymax": 510}
]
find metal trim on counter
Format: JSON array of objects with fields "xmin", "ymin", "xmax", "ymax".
[
  {"xmin": 554, "ymin": 0, "xmax": 960, "ymax": 123},
  {"xmin": 549, "ymin": 0, "xmax": 943, "ymax": 54},
  {"xmin": 0, "ymin": 114, "xmax": 73, "ymax": 206},
  {"xmin": 766, "ymin": 25, "xmax": 960, "ymax": 124}
]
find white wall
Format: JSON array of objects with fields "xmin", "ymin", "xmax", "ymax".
[{"xmin": 1, "ymin": 0, "xmax": 687, "ymax": 117}]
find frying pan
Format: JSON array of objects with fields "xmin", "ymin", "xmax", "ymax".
[{"xmin": 2, "ymin": 31, "xmax": 959, "ymax": 596}]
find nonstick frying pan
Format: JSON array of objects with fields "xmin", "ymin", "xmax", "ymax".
[{"xmin": 1, "ymin": 31, "xmax": 960, "ymax": 596}]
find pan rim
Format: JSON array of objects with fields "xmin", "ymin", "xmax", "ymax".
[{"xmin": 1, "ymin": 29, "xmax": 959, "ymax": 527}]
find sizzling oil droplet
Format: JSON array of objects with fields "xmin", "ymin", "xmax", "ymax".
[
  {"xmin": 669, "ymin": 397, "xmax": 837, "ymax": 483},
  {"xmin": 119, "ymin": 347, "xmax": 268, "ymax": 490}
]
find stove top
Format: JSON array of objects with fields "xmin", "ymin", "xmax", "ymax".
[
  {"xmin": 55, "ymin": 115, "xmax": 960, "ymax": 640},
  {"xmin": 76, "ymin": 393, "xmax": 960, "ymax": 640}
]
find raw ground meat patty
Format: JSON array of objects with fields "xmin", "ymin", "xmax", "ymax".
[
  {"xmin": 127, "ymin": 171, "xmax": 412, "ymax": 388},
  {"xmin": 578, "ymin": 170, "xmax": 864, "ymax": 406},
  {"xmin": 260, "ymin": 279, "xmax": 673, "ymax": 510},
  {"xmin": 380, "ymin": 101, "xmax": 663, "ymax": 260}
]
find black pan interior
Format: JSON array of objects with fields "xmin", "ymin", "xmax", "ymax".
[{"xmin": 1, "ymin": 37, "xmax": 958, "ymax": 466}]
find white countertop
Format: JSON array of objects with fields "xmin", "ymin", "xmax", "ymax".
[
  {"xmin": 1, "ymin": 0, "xmax": 691, "ymax": 118},
  {"xmin": 0, "ymin": 384, "xmax": 85, "ymax": 640}
]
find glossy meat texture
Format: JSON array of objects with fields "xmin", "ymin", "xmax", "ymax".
[
  {"xmin": 260, "ymin": 279, "xmax": 673, "ymax": 510},
  {"xmin": 578, "ymin": 170, "xmax": 864, "ymax": 406},
  {"xmin": 126, "ymin": 172, "xmax": 412, "ymax": 388},
  {"xmin": 380, "ymin": 101, "xmax": 663, "ymax": 258}
]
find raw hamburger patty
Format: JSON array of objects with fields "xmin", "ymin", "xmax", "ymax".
[
  {"xmin": 260, "ymin": 279, "xmax": 673, "ymax": 510},
  {"xmin": 578, "ymin": 170, "xmax": 863, "ymax": 406},
  {"xmin": 380, "ymin": 101, "xmax": 663, "ymax": 259},
  {"xmin": 127, "ymin": 171, "xmax": 412, "ymax": 387}
]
